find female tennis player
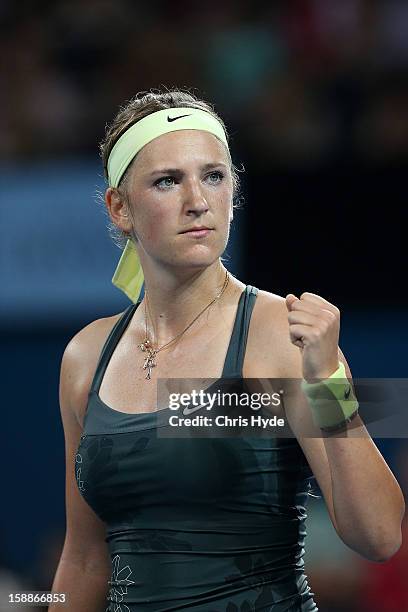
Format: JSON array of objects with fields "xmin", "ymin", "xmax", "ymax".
[{"xmin": 50, "ymin": 90, "xmax": 405, "ymax": 612}]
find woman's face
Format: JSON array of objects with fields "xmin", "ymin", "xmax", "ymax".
[{"xmin": 122, "ymin": 129, "xmax": 234, "ymax": 272}]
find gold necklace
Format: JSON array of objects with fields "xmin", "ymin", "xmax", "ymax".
[{"xmin": 138, "ymin": 270, "xmax": 230, "ymax": 379}]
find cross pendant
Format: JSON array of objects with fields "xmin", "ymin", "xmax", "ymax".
[{"xmin": 143, "ymin": 351, "xmax": 157, "ymax": 380}]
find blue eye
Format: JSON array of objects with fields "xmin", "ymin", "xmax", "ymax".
[
  {"xmin": 207, "ymin": 171, "xmax": 224, "ymax": 184},
  {"xmin": 154, "ymin": 176, "xmax": 175, "ymax": 189},
  {"xmin": 153, "ymin": 171, "xmax": 225, "ymax": 190}
]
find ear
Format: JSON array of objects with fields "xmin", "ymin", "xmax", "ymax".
[{"xmin": 105, "ymin": 187, "xmax": 133, "ymax": 234}]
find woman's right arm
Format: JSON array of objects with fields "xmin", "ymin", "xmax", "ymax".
[{"xmin": 49, "ymin": 317, "xmax": 120, "ymax": 612}]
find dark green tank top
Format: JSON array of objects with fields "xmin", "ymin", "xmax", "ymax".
[{"xmin": 75, "ymin": 286, "xmax": 318, "ymax": 611}]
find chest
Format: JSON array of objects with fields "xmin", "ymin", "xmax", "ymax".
[
  {"xmin": 97, "ymin": 308, "xmax": 239, "ymax": 414},
  {"xmin": 96, "ymin": 295, "xmax": 288, "ymax": 416}
]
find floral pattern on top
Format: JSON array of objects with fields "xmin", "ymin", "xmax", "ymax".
[
  {"xmin": 106, "ymin": 554, "xmax": 136, "ymax": 612},
  {"xmin": 74, "ymin": 452, "xmax": 85, "ymax": 493}
]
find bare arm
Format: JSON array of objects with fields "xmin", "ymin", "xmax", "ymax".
[
  {"xmin": 246, "ymin": 292, "xmax": 405, "ymax": 562},
  {"xmin": 49, "ymin": 317, "xmax": 121, "ymax": 611},
  {"xmin": 50, "ymin": 558, "xmax": 110, "ymax": 612},
  {"xmin": 278, "ymin": 305, "xmax": 405, "ymax": 562}
]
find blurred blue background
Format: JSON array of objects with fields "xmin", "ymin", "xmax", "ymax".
[{"xmin": 1, "ymin": 1, "xmax": 407, "ymax": 610}]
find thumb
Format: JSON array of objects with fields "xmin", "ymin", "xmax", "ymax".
[{"xmin": 285, "ymin": 293, "xmax": 298, "ymax": 311}]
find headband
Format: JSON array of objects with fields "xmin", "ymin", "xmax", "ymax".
[{"xmin": 108, "ymin": 107, "xmax": 229, "ymax": 303}]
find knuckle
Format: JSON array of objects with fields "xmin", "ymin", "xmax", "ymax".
[
  {"xmin": 311, "ymin": 329, "xmax": 320, "ymax": 341},
  {"xmin": 319, "ymin": 320, "xmax": 329, "ymax": 333}
]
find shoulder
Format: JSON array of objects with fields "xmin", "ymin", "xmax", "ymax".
[
  {"xmin": 245, "ymin": 289, "xmax": 303, "ymax": 378},
  {"xmin": 60, "ymin": 310, "xmax": 127, "ymax": 426},
  {"xmin": 63, "ymin": 310, "xmax": 126, "ymax": 369}
]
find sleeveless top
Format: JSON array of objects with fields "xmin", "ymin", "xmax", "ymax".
[{"xmin": 75, "ymin": 286, "xmax": 318, "ymax": 611}]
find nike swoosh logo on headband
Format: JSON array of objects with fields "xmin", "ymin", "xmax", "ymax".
[{"xmin": 167, "ymin": 114, "xmax": 191, "ymax": 122}]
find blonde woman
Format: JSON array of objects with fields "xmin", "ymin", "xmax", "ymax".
[{"xmin": 51, "ymin": 90, "xmax": 404, "ymax": 612}]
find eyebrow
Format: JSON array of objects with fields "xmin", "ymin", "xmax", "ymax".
[{"xmin": 148, "ymin": 162, "xmax": 228, "ymax": 176}]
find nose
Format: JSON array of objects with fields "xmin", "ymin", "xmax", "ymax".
[{"xmin": 183, "ymin": 178, "xmax": 209, "ymax": 216}]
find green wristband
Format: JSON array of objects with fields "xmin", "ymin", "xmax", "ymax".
[{"xmin": 301, "ymin": 361, "xmax": 359, "ymax": 430}]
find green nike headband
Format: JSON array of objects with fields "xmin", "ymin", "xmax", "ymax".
[{"xmin": 107, "ymin": 107, "xmax": 230, "ymax": 303}]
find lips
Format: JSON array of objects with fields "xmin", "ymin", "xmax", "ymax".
[
  {"xmin": 180, "ymin": 227, "xmax": 213, "ymax": 238},
  {"xmin": 180, "ymin": 227, "xmax": 212, "ymax": 233}
]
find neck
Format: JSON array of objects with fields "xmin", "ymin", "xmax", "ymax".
[{"xmin": 140, "ymin": 260, "xmax": 230, "ymax": 346}]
